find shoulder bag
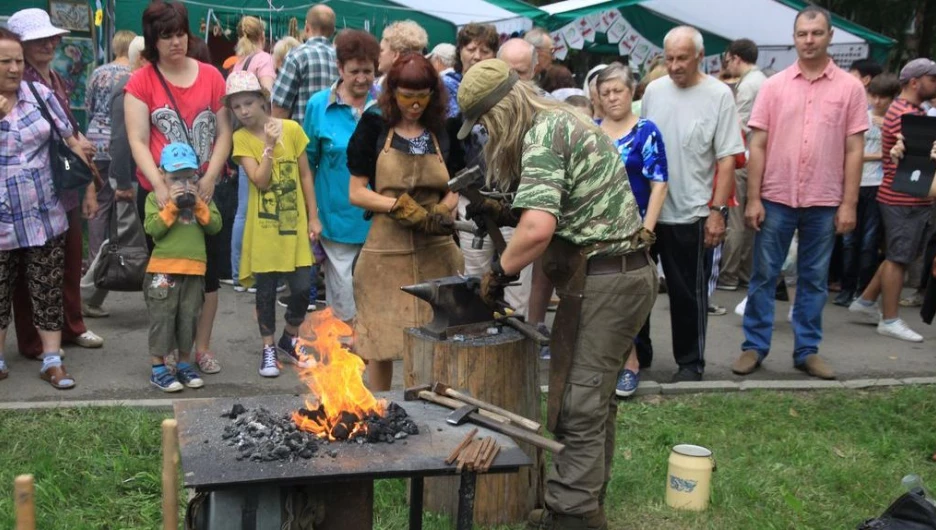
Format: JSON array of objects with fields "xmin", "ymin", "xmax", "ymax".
[
  {"xmin": 93, "ymin": 201, "xmax": 149, "ymax": 292},
  {"xmin": 26, "ymin": 82, "xmax": 95, "ymax": 191}
]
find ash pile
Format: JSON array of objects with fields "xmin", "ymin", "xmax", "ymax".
[{"xmin": 220, "ymin": 402, "xmax": 419, "ymax": 462}]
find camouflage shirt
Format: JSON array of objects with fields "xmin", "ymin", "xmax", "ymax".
[{"xmin": 512, "ymin": 109, "xmax": 644, "ymax": 257}]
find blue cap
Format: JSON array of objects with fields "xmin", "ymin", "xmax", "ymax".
[{"xmin": 159, "ymin": 143, "xmax": 199, "ymax": 172}]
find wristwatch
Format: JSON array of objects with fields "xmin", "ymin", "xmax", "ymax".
[{"xmin": 710, "ymin": 205, "xmax": 729, "ymax": 218}]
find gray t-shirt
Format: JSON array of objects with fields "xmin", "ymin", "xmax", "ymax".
[
  {"xmin": 642, "ymin": 75, "xmax": 744, "ymax": 224},
  {"xmin": 861, "ymin": 110, "xmax": 883, "ymax": 187}
]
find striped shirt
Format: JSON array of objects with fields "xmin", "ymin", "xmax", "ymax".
[
  {"xmin": 877, "ymin": 98, "xmax": 930, "ymax": 207},
  {"xmin": 270, "ymin": 37, "xmax": 338, "ymax": 124},
  {"xmin": 0, "ymin": 82, "xmax": 70, "ymax": 251}
]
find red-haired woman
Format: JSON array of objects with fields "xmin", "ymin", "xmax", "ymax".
[
  {"xmin": 347, "ymin": 53, "xmax": 463, "ymax": 391},
  {"xmin": 125, "ymin": 0, "xmax": 232, "ymax": 375}
]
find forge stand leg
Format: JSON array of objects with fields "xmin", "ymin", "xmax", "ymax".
[
  {"xmin": 409, "ymin": 477, "xmax": 424, "ymax": 530},
  {"xmin": 456, "ymin": 472, "xmax": 477, "ymax": 530}
]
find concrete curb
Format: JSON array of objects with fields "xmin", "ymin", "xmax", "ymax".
[
  {"xmin": 539, "ymin": 376, "xmax": 936, "ymax": 397},
  {"xmin": 0, "ymin": 377, "xmax": 933, "ymax": 412}
]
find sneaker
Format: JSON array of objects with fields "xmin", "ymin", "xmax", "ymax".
[
  {"xmin": 716, "ymin": 281, "xmax": 738, "ymax": 292},
  {"xmin": 259, "ymin": 345, "xmax": 280, "ymax": 377},
  {"xmin": 174, "ymin": 363, "xmax": 204, "ymax": 388},
  {"xmin": 233, "ymin": 284, "xmax": 247, "ymax": 292},
  {"xmin": 537, "ymin": 323, "xmax": 551, "ymax": 360},
  {"xmin": 832, "ymin": 290, "xmax": 855, "ymax": 307},
  {"xmin": 247, "ymin": 287, "xmax": 257, "ymax": 294},
  {"xmin": 195, "ymin": 351, "xmax": 222, "ymax": 374},
  {"xmin": 278, "ymin": 295, "xmax": 316, "ymax": 312},
  {"xmin": 276, "ymin": 283, "xmax": 287, "ymax": 293},
  {"xmin": 615, "ymin": 369, "xmax": 639, "ymax": 398},
  {"xmin": 277, "ymin": 332, "xmax": 310, "ymax": 368},
  {"xmin": 848, "ymin": 299, "xmax": 882, "ymax": 324},
  {"xmin": 734, "ymin": 297, "xmax": 747, "ymax": 317},
  {"xmin": 151, "ymin": 367, "xmax": 183, "ymax": 392},
  {"xmin": 81, "ymin": 303, "xmax": 110, "ymax": 318},
  {"xmin": 671, "ymin": 367, "xmax": 702, "ymax": 383},
  {"xmin": 900, "ymin": 291, "xmax": 925, "ymax": 307},
  {"xmin": 219, "ymin": 278, "xmax": 235, "ymax": 285},
  {"xmin": 877, "ymin": 319, "xmax": 924, "ymax": 343},
  {"xmin": 72, "ymin": 330, "xmax": 104, "ymax": 348},
  {"xmin": 708, "ymin": 304, "xmax": 727, "ymax": 316}
]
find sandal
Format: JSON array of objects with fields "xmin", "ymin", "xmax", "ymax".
[
  {"xmin": 195, "ymin": 351, "xmax": 222, "ymax": 374},
  {"xmin": 40, "ymin": 363, "xmax": 75, "ymax": 390}
]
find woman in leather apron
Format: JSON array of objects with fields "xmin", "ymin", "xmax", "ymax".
[
  {"xmin": 459, "ymin": 59, "xmax": 658, "ymax": 530},
  {"xmin": 348, "ymin": 53, "xmax": 463, "ymax": 391}
]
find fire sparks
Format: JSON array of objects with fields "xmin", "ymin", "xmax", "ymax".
[{"xmin": 291, "ymin": 308, "xmax": 386, "ymax": 441}]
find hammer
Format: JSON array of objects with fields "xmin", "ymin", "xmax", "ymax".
[
  {"xmin": 448, "ymin": 166, "xmax": 508, "ymax": 251},
  {"xmin": 405, "ymin": 385, "xmax": 565, "ymax": 454},
  {"xmin": 403, "ymin": 384, "xmax": 512, "ymax": 425},
  {"xmin": 433, "ymin": 382, "xmax": 542, "ymax": 432}
]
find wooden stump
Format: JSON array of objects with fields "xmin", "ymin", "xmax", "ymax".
[{"xmin": 404, "ymin": 327, "xmax": 544, "ymax": 525}]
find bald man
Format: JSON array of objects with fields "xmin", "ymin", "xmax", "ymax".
[
  {"xmin": 497, "ymin": 38, "xmax": 537, "ymax": 81},
  {"xmin": 271, "ymin": 4, "xmax": 339, "ymax": 122}
]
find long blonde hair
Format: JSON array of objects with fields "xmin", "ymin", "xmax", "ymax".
[
  {"xmin": 235, "ymin": 16, "xmax": 265, "ymax": 57},
  {"xmin": 480, "ymin": 81, "xmax": 597, "ymax": 190}
]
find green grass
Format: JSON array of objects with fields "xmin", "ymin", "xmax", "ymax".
[{"xmin": 1, "ymin": 388, "xmax": 935, "ymax": 529}]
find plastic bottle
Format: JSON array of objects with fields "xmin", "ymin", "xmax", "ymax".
[{"xmin": 902, "ymin": 474, "xmax": 936, "ymax": 506}]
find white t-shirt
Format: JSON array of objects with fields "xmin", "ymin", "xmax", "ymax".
[
  {"xmin": 861, "ymin": 110, "xmax": 883, "ymax": 187},
  {"xmin": 641, "ymin": 75, "xmax": 745, "ymax": 224}
]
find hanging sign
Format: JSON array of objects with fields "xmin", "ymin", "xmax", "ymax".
[
  {"xmin": 551, "ymin": 30, "xmax": 569, "ymax": 60},
  {"xmin": 560, "ymin": 23, "xmax": 585, "ymax": 50},
  {"xmin": 576, "ymin": 17, "xmax": 596, "ymax": 43}
]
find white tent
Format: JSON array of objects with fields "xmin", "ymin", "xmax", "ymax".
[
  {"xmin": 641, "ymin": 0, "xmax": 871, "ymax": 71},
  {"xmin": 393, "ymin": 0, "xmax": 534, "ymax": 36}
]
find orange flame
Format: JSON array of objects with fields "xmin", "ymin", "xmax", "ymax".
[{"xmin": 290, "ymin": 308, "xmax": 386, "ymax": 440}]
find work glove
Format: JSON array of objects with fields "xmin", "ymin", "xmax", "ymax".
[
  {"xmin": 479, "ymin": 260, "xmax": 520, "ymax": 309},
  {"xmin": 636, "ymin": 227, "xmax": 656, "ymax": 246},
  {"xmin": 423, "ymin": 203, "xmax": 455, "ymax": 235},
  {"xmin": 465, "ymin": 197, "xmax": 519, "ymax": 227},
  {"xmin": 388, "ymin": 193, "xmax": 429, "ymax": 229}
]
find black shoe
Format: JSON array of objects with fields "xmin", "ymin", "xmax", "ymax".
[
  {"xmin": 775, "ymin": 281, "xmax": 789, "ymax": 302},
  {"xmin": 833, "ymin": 289, "xmax": 855, "ymax": 307},
  {"xmin": 671, "ymin": 367, "xmax": 702, "ymax": 383}
]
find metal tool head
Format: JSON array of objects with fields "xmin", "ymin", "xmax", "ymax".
[
  {"xmin": 447, "ymin": 165, "xmax": 485, "ymax": 193},
  {"xmin": 400, "ymin": 276, "xmax": 493, "ymax": 340},
  {"xmin": 403, "ymin": 384, "xmax": 432, "ymax": 401},
  {"xmin": 431, "ymin": 382, "xmax": 452, "ymax": 396},
  {"xmin": 447, "ymin": 404, "xmax": 478, "ymax": 425}
]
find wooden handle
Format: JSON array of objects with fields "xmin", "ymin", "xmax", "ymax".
[
  {"xmin": 469, "ymin": 411, "xmax": 565, "ymax": 454},
  {"xmin": 162, "ymin": 419, "xmax": 179, "ymax": 530},
  {"xmin": 14, "ymin": 475, "xmax": 35, "ymax": 530},
  {"xmin": 417, "ymin": 391, "xmax": 511, "ymax": 424},
  {"xmin": 443, "ymin": 388, "xmax": 542, "ymax": 433}
]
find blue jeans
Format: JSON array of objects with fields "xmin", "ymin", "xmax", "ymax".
[
  {"xmin": 231, "ymin": 167, "xmax": 248, "ymax": 284},
  {"xmin": 841, "ymin": 186, "xmax": 882, "ymax": 294},
  {"xmin": 742, "ymin": 200, "xmax": 836, "ymax": 364}
]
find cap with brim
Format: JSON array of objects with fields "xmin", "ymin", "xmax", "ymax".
[
  {"xmin": 899, "ymin": 58, "xmax": 936, "ymax": 84},
  {"xmin": 160, "ymin": 143, "xmax": 199, "ymax": 172},
  {"xmin": 457, "ymin": 59, "xmax": 519, "ymax": 140},
  {"xmin": 222, "ymin": 70, "xmax": 268, "ymax": 104},
  {"xmin": 7, "ymin": 8, "xmax": 69, "ymax": 42}
]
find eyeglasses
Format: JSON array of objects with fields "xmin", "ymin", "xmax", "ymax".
[{"xmin": 395, "ymin": 91, "xmax": 432, "ymax": 109}]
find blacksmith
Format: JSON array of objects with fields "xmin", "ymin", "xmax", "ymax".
[{"xmin": 457, "ymin": 59, "xmax": 657, "ymax": 530}]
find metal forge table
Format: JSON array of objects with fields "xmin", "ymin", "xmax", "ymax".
[{"xmin": 174, "ymin": 392, "xmax": 533, "ymax": 530}]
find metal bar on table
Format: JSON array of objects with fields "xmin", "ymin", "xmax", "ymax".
[
  {"xmin": 456, "ymin": 472, "xmax": 477, "ymax": 530},
  {"xmin": 409, "ymin": 476, "xmax": 424, "ymax": 530}
]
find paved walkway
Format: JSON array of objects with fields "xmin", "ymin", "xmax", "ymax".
[{"xmin": 0, "ymin": 286, "xmax": 933, "ymax": 403}]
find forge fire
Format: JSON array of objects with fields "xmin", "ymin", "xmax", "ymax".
[{"xmin": 220, "ymin": 310, "xmax": 418, "ymax": 461}]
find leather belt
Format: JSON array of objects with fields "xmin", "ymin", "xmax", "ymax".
[{"xmin": 586, "ymin": 250, "xmax": 650, "ymax": 276}]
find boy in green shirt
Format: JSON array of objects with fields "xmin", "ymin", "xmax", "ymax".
[{"xmin": 144, "ymin": 143, "xmax": 222, "ymax": 392}]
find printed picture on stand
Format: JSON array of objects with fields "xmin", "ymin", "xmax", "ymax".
[
  {"xmin": 53, "ymin": 37, "xmax": 95, "ymax": 110},
  {"xmin": 49, "ymin": 0, "xmax": 92, "ymax": 32}
]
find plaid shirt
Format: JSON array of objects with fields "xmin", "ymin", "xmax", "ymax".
[
  {"xmin": 271, "ymin": 37, "xmax": 338, "ymax": 123},
  {"xmin": 0, "ymin": 82, "xmax": 70, "ymax": 251}
]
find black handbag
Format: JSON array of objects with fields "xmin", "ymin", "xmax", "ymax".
[
  {"xmin": 26, "ymin": 82, "xmax": 95, "ymax": 192},
  {"xmin": 858, "ymin": 489, "xmax": 936, "ymax": 530},
  {"xmin": 92, "ymin": 202, "xmax": 149, "ymax": 292}
]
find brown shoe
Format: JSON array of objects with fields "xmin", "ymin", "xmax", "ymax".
[
  {"xmin": 731, "ymin": 350, "xmax": 761, "ymax": 375},
  {"xmin": 795, "ymin": 354, "xmax": 835, "ymax": 380},
  {"xmin": 527, "ymin": 509, "xmax": 606, "ymax": 530}
]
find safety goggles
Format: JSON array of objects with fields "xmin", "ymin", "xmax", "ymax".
[{"xmin": 395, "ymin": 91, "xmax": 432, "ymax": 109}]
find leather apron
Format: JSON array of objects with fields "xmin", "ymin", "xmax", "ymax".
[
  {"xmin": 353, "ymin": 131, "xmax": 464, "ymax": 361},
  {"xmin": 540, "ymin": 237, "xmax": 589, "ymax": 432}
]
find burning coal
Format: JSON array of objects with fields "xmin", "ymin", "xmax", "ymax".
[{"xmin": 290, "ymin": 309, "xmax": 418, "ymax": 442}]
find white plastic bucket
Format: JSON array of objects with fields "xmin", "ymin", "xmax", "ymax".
[{"xmin": 665, "ymin": 444, "xmax": 715, "ymax": 511}]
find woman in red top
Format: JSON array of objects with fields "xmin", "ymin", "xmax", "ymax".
[{"xmin": 125, "ymin": 0, "xmax": 232, "ymax": 375}]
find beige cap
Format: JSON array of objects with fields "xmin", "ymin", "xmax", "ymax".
[{"xmin": 456, "ymin": 59, "xmax": 518, "ymax": 140}]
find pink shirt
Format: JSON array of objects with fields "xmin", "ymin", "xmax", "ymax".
[
  {"xmin": 232, "ymin": 51, "xmax": 276, "ymax": 83},
  {"xmin": 749, "ymin": 60, "xmax": 868, "ymax": 208}
]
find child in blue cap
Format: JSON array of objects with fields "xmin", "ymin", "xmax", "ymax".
[{"xmin": 144, "ymin": 143, "xmax": 222, "ymax": 392}]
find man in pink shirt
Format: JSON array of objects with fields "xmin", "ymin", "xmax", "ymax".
[{"xmin": 731, "ymin": 6, "xmax": 867, "ymax": 380}]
